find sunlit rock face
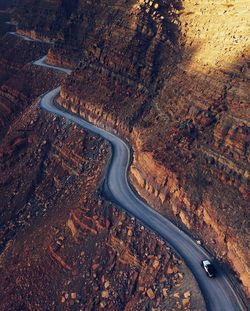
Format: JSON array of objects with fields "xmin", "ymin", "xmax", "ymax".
[
  {"xmin": 0, "ymin": 11, "xmax": 206, "ymax": 309},
  {"xmin": 135, "ymin": 0, "xmax": 250, "ymax": 295},
  {"xmin": 13, "ymin": 0, "xmax": 250, "ymax": 296},
  {"xmin": 180, "ymin": 1, "xmax": 249, "ymax": 71},
  {"xmin": 15, "ymin": 0, "xmax": 182, "ymax": 75}
]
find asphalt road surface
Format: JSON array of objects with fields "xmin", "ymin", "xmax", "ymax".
[
  {"xmin": 8, "ymin": 31, "xmax": 36, "ymax": 41},
  {"xmin": 33, "ymin": 54, "xmax": 248, "ymax": 311}
]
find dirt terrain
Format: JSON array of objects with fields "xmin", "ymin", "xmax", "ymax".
[
  {"xmin": 0, "ymin": 6, "xmax": 205, "ymax": 311},
  {"xmin": 18, "ymin": 0, "xmax": 249, "ymax": 295}
]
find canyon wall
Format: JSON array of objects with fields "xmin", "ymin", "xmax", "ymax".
[
  {"xmin": 10, "ymin": 0, "xmax": 250, "ymax": 297},
  {"xmin": 0, "ymin": 33, "xmax": 51, "ymax": 139},
  {"xmin": 131, "ymin": 1, "xmax": 250, "ymax": 293},
  {"xmin": 0, "ymin": 99, "xmax": 205, "ymax": 309},
  {"xmin": 0, "ymin": 12, "xmax": 206, "ymax": 310},
  {"xmin": 59, "ymin": 0, "xmax": 250, "ymax": 295}
]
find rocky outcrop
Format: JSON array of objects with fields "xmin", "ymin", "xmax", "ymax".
[
  {"xmin": 129, "ymin": 129, "xmax": 250, "ymax": 291},
  {"xmin": 0, "ymin": 21, "xmax": 206, "ymax": 310},
  {"xmin": 0, "ymin": 63, "xmax": 62, "ymax": 139},
  {"xmin": 0, "ymin": 33, "xmax": 49, "ymax": 84},
  {"xmin": 3, "ymin": 0, "xmax": 250, "ymax": 301},
  {"xmin": 0, "ymin": 91, "xmax": 205, "ymax": 311},
  {"xmin": 16, "ymin": 28, "xmax": 52, "ymax": 43},
  {"xmin": 46, "ymin": 45, "xmax": 80, "ymax": 69},
  {"xmin": 45, "ymin": 0, "xmax": 250, "ymax": 296},
  {"xmin": 127, "ymin": 1, "xmax": 250, "ymax": 293},
  {"xmin": 0, "ymin": 31, "xmax": 59, "ymax": 139}
]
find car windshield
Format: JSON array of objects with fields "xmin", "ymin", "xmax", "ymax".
[{"xmin": 207, "ymin": 264, "xmax": 215, "ymax": 273}]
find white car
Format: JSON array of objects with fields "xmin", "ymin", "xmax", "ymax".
[{"xmin": 201, "ymin": 260, "xmax": 216, "ymax": 278}]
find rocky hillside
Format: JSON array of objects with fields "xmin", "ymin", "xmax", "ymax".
[
  {"xmin": 1, "ymin": 94, "xmax": 205, "ymax": 310},
  {"xmin": 0, "ymin": 33, "xmax": 51, "ymax": 139},
  {"xmin": 0, "ymin": 5, "xmax": 206, "ymax": 310},
  {"xmin": 0, "ymin": 103, "xmax": 204, "ymax": 309},
  {"xmin": 13, "ymin": 0, "xmax": 250, "ymax": 296}
]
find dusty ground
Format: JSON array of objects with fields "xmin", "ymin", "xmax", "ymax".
[{"xmin": 0, "ymin": 10, "xmax": 205, "ymax": 311}]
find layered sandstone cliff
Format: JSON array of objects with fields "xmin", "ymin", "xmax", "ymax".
[
  {"xmin": 0, "ymin": 33, "xmax": 54, "ymax": 139},
  {"xmin": 56, "ymin": 0, "xmax": 250, "ymax": 295},
  {"xmin": 0, "ymin": 92, "xmax": 204, "ymax": 310},
  {"xmin": 6, "ymin": 0, "xmax": 250, "ymax": 299},
  {"xmin": 0, "ymin": 11, "xmax": 206, "ymax": 310}
]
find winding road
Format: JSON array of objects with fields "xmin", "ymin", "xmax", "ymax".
[
  {"xmin": 32, "ymin": 55, "xmax": 248, "ymax": 311},
  {"xmin": 9, "ymin": 31, "xmax": 37, "ymax": 41}
]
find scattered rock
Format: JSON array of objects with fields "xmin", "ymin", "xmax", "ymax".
[
  {"xmin": 92, "ymin": 263, "xmax": 99, "ymax": 271},
  {"xmin": 146, "ymin": 288, "xmax": 155, "ymax": 300},
  {"xmin": 173, "ymin": 292, "xmax": 179, "ymax": 298},
  {"xmin": 100, "ymin": 302, "xmax": 106, "ymax": 308},
  {"xmin": 162, "ymin": 288, "xmax": 168, "ymax": 297},
  {"xmin": 153, "ymin": 259, "xmax": 160, "ymax": 269},
  {"xmin": 127, "ymin": 229, "xmax": 133, "ymax": 237},
  {"xmin": 182, "ymin": 298, "xmax": 190, "ymax": 306},
  {"xmin": 71, "ymin": 293, "xmax": 77, "ymax": 299},
  {"xmin": 178, "ymin": 272, "xmax": 183, "ymax": 279},
  {"xmin": 167, "ymin": 266, "xmax": 178, "ymax": 274},
  {"xmin": 101, "ymin": 290, "xmax": 109, "ymax": 299},
  {"xmin": 104, "ymin": 281, "xmax": 110, "ymax": 289},
  {"xmin": 184, "ymin": 291, "xmax": 191, "ymax": 298}
]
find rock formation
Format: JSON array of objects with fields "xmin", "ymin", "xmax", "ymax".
[
  {"xmin": 29, "ymin": 0, "xmax": 249, "ymax": 295},
  {"xmin": 0, "ymin": 9, "xmax": 206, "ymax": 310},
  {"xmin": 1, "ymin": 0, "xmax": 250, "ymax": 304}
]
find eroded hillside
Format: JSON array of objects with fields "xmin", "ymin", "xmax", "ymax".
[
  {"xmin": 12, "ymin": 0, "xmax": 250, "ymax": 295},
  {"xmin": 0, "ymin": 4, "xmax": 206, "ymax": 310}
]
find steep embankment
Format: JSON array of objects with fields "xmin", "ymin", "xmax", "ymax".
[
  {"xmin": 2, "ymin": 94, "xmax": 200, "ymax": 310},
  {"xmin": 0, "ymin": 33, "xmax": 51, "ymax": 139},
  {"xmin": 13, "ymin": 0, "xmax": 250, "ymax": 296},
  {"xmin": 0, "ymin": 12, "xmax": 205, "ymax": 311}
]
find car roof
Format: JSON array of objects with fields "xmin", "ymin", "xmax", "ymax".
[{"xmin": 203, "ymin": 260, "xmax": 212, "ymax": 265}]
